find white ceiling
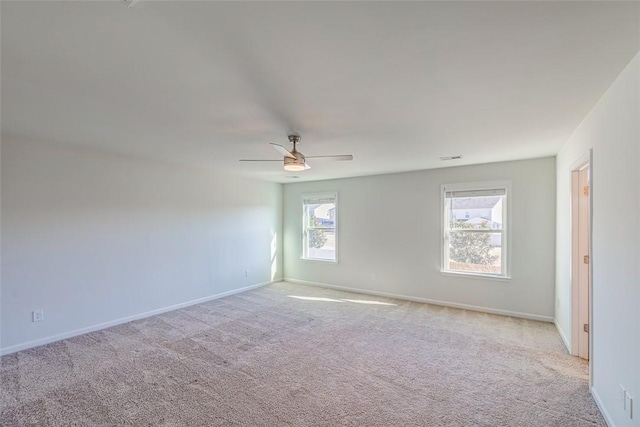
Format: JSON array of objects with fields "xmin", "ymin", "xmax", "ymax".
[{"xmin": 2, "ymin": 1, "xmax": 639, "ymax": 183}]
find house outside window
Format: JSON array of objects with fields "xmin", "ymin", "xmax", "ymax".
[
  {"xmin": 442, "ymin": 181, "xmax": 510, "ymax": 278},
  {"xmin": 302, "ymin": 192, "xmax": 337, "ymax": 262}
]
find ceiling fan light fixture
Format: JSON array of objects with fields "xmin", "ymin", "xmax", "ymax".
[
  {"xmin": 284, "ymin": 156, "xmax": 307, "ymax": 171},
  {"xmin": 284, "ymin": 163, "xmax": 306, "ymax": 172}
]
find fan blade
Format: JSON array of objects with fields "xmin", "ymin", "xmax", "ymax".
[
  {"xmin": 304, "ymin": 155, "xmax": 353, "ymax": 161},
  {"xmin": 270, "ymin": 143, "xmax": 295, "ymax": 159},
  {"xmin": 239, "ymin": 159, "xmax": 283, "ymax": 162},
  {"xmin": 304, "ymin": 163, "xmax": 311, "ymax": 170}
]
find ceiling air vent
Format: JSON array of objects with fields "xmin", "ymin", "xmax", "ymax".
[{"xmin": 439, "ymin": 155, "xmax": 463, "ymax": 161}]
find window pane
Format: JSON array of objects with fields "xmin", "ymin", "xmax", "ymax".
[
  {"xmin": 303, "ymin": 193, "xmax": 337, "ymax": 262},
  {"xmin": 448, "ymin": 231, "xmax": 502, "ymax": 274},
  {"xmin": 448, "ymin": 196, "xmax": 503, "ymax": 230},
  {"xmin": 306, "ymin": 229, "xmax": 335, "ymax": 260},
  {"xmin": 306, "ymin": 203, "xmax": 336, "ymax": 228}
]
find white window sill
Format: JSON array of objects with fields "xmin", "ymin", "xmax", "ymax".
[
  {"xmin": 440, "ymin": 270, "xmax": 511, "ymax": 282},
  {"xmin": 301, "ymin": 257, "xmax": 338, "ymax": 264}
]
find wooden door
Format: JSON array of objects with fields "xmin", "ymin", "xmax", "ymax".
[{"xmin": 578, "ymin": 167, "xmax": 590, "ymax": 360}]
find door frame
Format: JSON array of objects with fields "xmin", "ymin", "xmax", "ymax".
[{"xmin": 570, "ymin": 150, "xmax": 593, "ymax": 384}]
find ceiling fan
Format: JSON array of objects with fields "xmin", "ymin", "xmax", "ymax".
[{"xmin": 240, "ymin": 135, "xmax": 353, "ymax": 172}]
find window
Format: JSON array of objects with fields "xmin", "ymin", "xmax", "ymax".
[
  {"xmin": 442, "ymin": 182, "xmax": 509, "ymax": 278},
  {"xmin": 302, "ymin": 193, "xmax": 337, "ymax": 261}
]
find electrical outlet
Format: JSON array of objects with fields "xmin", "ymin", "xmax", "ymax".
[
  {"xmin": 245, "ymin": 270, "xmax": 249, "ymax": 277},
  {"xmin": 371, "ymin": 273, "xmax": 376, "ymax": 281},
  {"xmin": 32, "ymin": 310, "xmax": 44, "ymax": 322}
]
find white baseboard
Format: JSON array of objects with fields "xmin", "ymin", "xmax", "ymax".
[
  {"xmin": 0, "ymin": 280, "xmax": 275, "ymax": 356},
  {"xmin": 591, "ymin": 386, "xmax": 615, "ymax": 427},
  {"xmin": 554, "ymin": 320, "xmax": 572, "ymax": 353},
  {"xmin": 284, "ymin": 278, "xmax": 554, "ymax": 322}
]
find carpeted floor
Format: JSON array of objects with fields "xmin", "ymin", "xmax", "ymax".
[{"xmin": 1, "ymin": 282, "xmax": 604, "ymax": 426}]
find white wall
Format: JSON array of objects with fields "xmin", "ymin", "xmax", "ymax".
[
  {"xmin": 556, "ymin": 53, "xmax": 639, "ymax": 426},
  {"xmin": 0, "ymin": 136, "xmax": 283, "ymax": 354},
  {"xmin": 283, "ymin": 157, "xmax": 556, "ymax": 321}
]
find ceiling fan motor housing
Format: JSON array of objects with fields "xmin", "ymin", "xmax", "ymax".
[{"xmin": 288, "ymin": 135, "xmax": 301, "ymax": 144}]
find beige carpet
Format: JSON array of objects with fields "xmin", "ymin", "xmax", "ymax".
[{"xmin": 1, "ymin": 282, "xmax": 603, "ymax": 426}]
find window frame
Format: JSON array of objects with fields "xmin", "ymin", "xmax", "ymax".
[
  {"xmin": 441, "ymin": 181, "xmax": 511, "ymax": 280},
  {"xmin": 301, "ymin": 192, "xmax": 338, "ymax": 263}
]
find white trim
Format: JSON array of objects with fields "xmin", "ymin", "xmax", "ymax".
[
  {"xmin": 0, "ymin": 280, "xmax": 275, "ymax": 356},
  {"xmin": 587, "ymin": 149, "xmax": 594, "ymax": 388},
  {"xmin": 284, "ymin": 278, "xmax": 553, "ymax": 322},
  {"xmin": 569, "ymin": 151, "xmax": 591, "ymax": 172},
  {"xmin": 439, "ymin": 271, "xmax": 512, "ymax": 282},
  {"xmin": 301, "ymin": 191, "xmax": 338, "ymax": 262},
  {"xmin": 301, "ymin": 192, "xmax": 337, "ymax": 204},
  {"xmin": 554, "ymin": 319, "xmax": 571, "ymax": 353},
  {"xmin": 444, "ymin": 188, "xmax": 507, "ymax": 198},
  {"xmin": 299, "ymin": 257, "xmax": 338, "ymax": 264},
  {"xmin": 441, "ymin": 180, "xmax": 511, "ymax": 278},
  {"xmin": 591, "ymin": 386, "xmax": 615, "ymax": 427},
  {"xmin": 442, "ymin": 180, "xmax": 512, "ymax": 193}
]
